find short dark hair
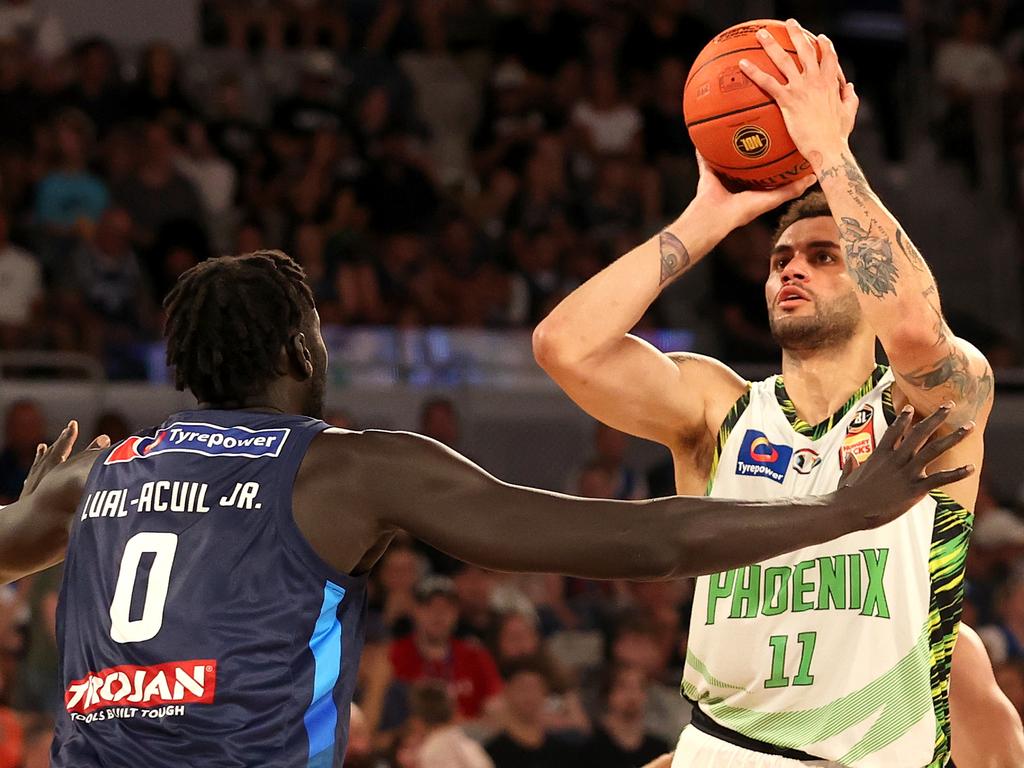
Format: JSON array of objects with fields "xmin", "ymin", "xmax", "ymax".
[
  {"xmin": 410, "ymin": 681, "xmax": 455, "ymax": 726},
  {"xmin": 772, "ymin": 191, "xmax": 833, "ymax": 247},
  {"xmin": 501, "ymin": 655, "xmax": 552, "ymax": 687},
  {"xmin": 163, "ymin": 250, "xmax": 314, "ymax": 404}
]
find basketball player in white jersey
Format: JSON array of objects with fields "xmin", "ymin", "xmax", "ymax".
[{"xmin": 535, "ymin": 18, "xmax": 1023, "ymax": 768}]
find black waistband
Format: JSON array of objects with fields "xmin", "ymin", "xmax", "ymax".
[{"xmin": 688, "ymin": 700, "xmax": 823, "ymax": 761}]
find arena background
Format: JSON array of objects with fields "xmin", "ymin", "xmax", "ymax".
[{"xmin": 1, "ymin": 0, "xmax": 1024, "ymax": 766}]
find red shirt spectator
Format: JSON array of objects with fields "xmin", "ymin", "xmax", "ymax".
[{"xmin": 389, "ymin": 576, "xmax": 502, "ymax": 719}]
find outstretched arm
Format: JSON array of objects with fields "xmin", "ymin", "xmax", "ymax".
[
  {"xmin": 342, "ymin": 406, "xmax": 971, "ymax": 580},
  {"xmin": 740, "ymin": 21, "xmax": 993, "ymax": 430},
  {"xmin": 0, "ymin": 422, "xmax": 107, "ymax": 584},
  {"xmin": 950, "ymin": 623, "xmax": 1024, "ymax": 768}
]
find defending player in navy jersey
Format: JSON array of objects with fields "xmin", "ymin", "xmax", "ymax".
[{"xmin": 0, "ymin": 250, "xmax": 972, "ymax": 767}]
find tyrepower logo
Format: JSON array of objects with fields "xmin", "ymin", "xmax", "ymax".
[
  {"xmin": 105, "ymin": 422, "xmax": 290, "ymax": 464},
  {"xmin": 65, "ymin": 660, "xmax": 217, "ymax": 714},
  {"xmin": 735, "ymin": 430, "xmax": 793, "ymax": 484}
]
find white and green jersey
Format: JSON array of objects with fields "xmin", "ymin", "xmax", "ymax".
[{"xmin": 683, "ymin": 366, "xmax": 972, "ymax": 767}]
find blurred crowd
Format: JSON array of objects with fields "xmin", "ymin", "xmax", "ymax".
[
  {"xmin": 0, "ymin": 0, "xmax": 1015, "ymax": 378},
  {"xmin": 3, "ymin": 394, "xmax": 1024, "ymax": 767},
  {"xmin": 2, "ymin": 0, "xmax": 1024, "ymax": 764}
]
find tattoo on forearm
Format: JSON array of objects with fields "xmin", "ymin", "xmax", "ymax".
[
  {"xmin": 839, "ymin": 217, "xmax": 900, "ymax": 298},
  {"xmin": 658, "ymin": 231, "xmax": 691, "ymax": 285},
  {"xmin": 843, "ymin": 155, "xmax": 871, "ymax": 206},
  {"xmin": 895, "ymin": 229, "xmax": 928, "ymax": 274},
  {"xmin": 819, "ymin": 164, "xmax": 841, "ymax": 181},
  {"xmin": 900, "ymin": 346, "xmax": 994, "ymax": 419}
]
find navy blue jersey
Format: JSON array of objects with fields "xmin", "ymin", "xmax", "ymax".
[{"xmin": 53, "ymin": 410, "xmax": 368, "ymax": 768}]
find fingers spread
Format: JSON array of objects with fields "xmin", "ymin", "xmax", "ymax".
[
  {"xmin": 738, "ymin": 58, "xmax": 784, "ymax": 98},
  {"xmin": 876, "ymin": 405, "xmax": 913, "ymax": 454},
  {"xmin": 786, "ymin": 19, "xmax": 818, "ymax": 74},
  {"xmin": 911, "ymin": 421, "xmax": 974, "ymax": 471},
  {"xmin": 919, "ymin": 465, "xmax": 975, "ymax": 492},
  {"xmin": 897, "ymin": 403, "xmax": 954, "ymax": 461},
  {"xmin": 754, "ymin": 26, "xmax": 799, "ymax": 81}
]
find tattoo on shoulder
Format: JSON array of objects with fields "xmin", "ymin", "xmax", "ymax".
[
  {"xmin": 895, "ymin": 229, "xmax": 928, "ymax": 273},
  {"xmin": 658, "ymin": 231, "xmax": 691, "ymax": 285},
  {"xmin": 839, "ymin": 217, "xmax": 900, "ymax": 298},
  {"xmin": 900, "ymin": 346, "xmax": 994, "ymax": 419}
]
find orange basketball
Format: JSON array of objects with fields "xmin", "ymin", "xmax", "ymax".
[{"xmin": 683, "ymin": 20, "xmax": 822, "ymax": 190}]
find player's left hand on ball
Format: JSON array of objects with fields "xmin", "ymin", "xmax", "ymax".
[
  {"xmin": 20, "ymin": 421, "xmax": 111, "ymax": 498},
  {"xmin": 836, "ymin": 403, "xmax": 975, "ymax": 529},
  {"xmin": 694, "ymin": 150, "xmax": 816, "ymax": 228},
  {"xmin": 737, "ymin": 19, "xmax": 858, "ymax": 158}
]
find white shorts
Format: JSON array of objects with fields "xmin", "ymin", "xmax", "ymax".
[{"xmin": 671, "ymin": 725, "xmax": 844, "ymax": 768}]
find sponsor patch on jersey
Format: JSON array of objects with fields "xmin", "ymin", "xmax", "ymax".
[
  {"xmin": 793, "ymin": 448, "xmax": 822, "ymax": 475},
  {"xmin": 839, "ymin": 405, "xmax": 876, "ymax": 468},
  {"xmin": 105, "ymin": 422, "xmax": 290, "ymax": 464},
  {"xmin": 65, "ymin": 660, "xmax": 217, "ymax": 715},
  {"xmin": 736, "ymin": 430, "xmax": 793, "ymax": 484},
  {"xmin": 848, "ymin": 404, "xmax": 874, "ymax": 432},
  {"xmin": 839, "ymin": 431, "xmax": 876, "ymax": 468}
]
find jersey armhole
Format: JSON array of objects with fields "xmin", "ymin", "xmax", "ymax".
[
  {"xmin": 705, "ymin": 383, "xmax": 753, "ymax": 495},
  {"xmin": 270, "ymin": 423, "xmax": 365, "ymax": 592}
]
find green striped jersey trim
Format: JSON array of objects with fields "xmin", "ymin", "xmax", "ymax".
[
  {"xmin": 926, "ymin": 493, "xmax": 973, "ymax": 763},
  {"xmin": 706, "ymin": 385, "xmax": 752, "ymax": 496},
  {"xmin": 881, "ymin": 378, "xmax": 973, "ymax": 763},
  {"xmin": 685, "ymin": 620, "xmax": 934, "ymax": 762},
  {"xmin": 775, "ymin": 364, "xmax": 889, "ymax": 440}
]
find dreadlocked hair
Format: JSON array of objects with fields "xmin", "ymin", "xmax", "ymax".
[{"xmin": 163, "ymin": 250, "xmax": 315, "ymax": 404}]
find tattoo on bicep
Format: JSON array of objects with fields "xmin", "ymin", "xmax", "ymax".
[
  {"xmin": 658, "ymin": 231, "xmax": 691, "ymax": 285},
  {"xmin": 900, "ymin": 346, "xmax": 994, "ymax": 418},
  {"xmin": 895, "ymin": 229, "xmax": 928, "ymax": 274},
  {"xmin": 839, "ymin": 217, "xmax": 900, "ymax": 298}
]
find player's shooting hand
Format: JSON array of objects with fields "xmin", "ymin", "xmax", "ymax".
[
  {"xmin": 737, "ymin": 19, "xmax": 858, "ymax": 163},
  {"xmin": 693, "ymin": 150, "xmax": 815, "ymax": 229},
  {"xmin": 20, "ymin": 421, "xmax": 111, "ymax": 498},
  {"xmin": 835, "ymin": 404, "xmax": 974, "ymax": 529}
]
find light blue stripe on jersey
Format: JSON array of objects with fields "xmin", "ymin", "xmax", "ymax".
[{"xmin": 305, "ymin": 580, "xmax": 346, "ymax": 767}]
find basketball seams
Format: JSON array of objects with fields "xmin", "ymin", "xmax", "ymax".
[{"xmin": 684, "ymin": 46, "xmax": 799, "ymax": 91}]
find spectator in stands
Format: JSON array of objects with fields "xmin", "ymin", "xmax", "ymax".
[
  {"xmin": 419, "ymin": 396, "xmax": 460, "ymax": 450},
  {"xmin": 69, "ymin": 207, "xmax": 157, "ymax": 374},
  {"xmin": 35, "ymin": 110, "xmax": 109, "ymax": 239},
  {"xmin": 571, "ymin": 67, "xmax": 643, "ymax": 159},
  {"xmin": 174, "ymin": 119, "xmax": 237, "ymax": 251},
  {"xmin": 606, "ymin": 617, "xmax": 690, "ymax": 746},
  {"xmin": 0, "ymin": 399, "xmax": 45, "ymax": 502},
  {"xmin": 485, "ymin": 656, "xmax": 578, "ymax": 767},
  {"xmin": 0, "ymin": 0, "xmax": 66, "ymax": 63},
  {"xmin": 566, "ymin": 422, "xmax": 648, "ymax": 501},
  {"xmin": 61, "ymin": 38, "xmax": 124, "ymax": 136},
  {"xmin": 11, "ymin": 567, "xmax": 60, "ymax": 715},
  {"xmin": 389, "ymin": 576, "xmax": 503, "ymax": 722},
  {"xmin": 934, "ymin": 5, "xmax": 1008, "ymax": 186},
  {"xmin": 370, "ymin": 541, "xmax": 425, "ymax": 639},
  {"xmin": 414, "ymin": 680, "xmax": 495, "ymax": 768},
  {"xmin": 126, "ymin": 42, "xmax": 193, "ymax": 121},
  {"xmin": 112, "ymin": 121, "xmax": 203, "ymax": 254},
  {"xmin": 980, "ymin": 574, "xmax": 1024, "ymax": 664},
  {"xmin": 0, "ymin": 208, "xmax": 42, "ymax": 348},
  {"xmin": 580, "ymin": 665, "xmax": 671, "ymax": 768},
  {"xmin": 490, "ymin": 611, "xmax": 591, "ymax": 736}
]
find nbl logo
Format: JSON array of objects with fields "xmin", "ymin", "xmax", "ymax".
[
  {"xmin": 733, "ymin": 125, "xmax": 770, "ymax": 159},
  {"xmin": 736, "ymin": 430, "xmax": 793, "ymax": 484}
]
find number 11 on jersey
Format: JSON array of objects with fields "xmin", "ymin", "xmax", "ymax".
[{"xmin": 764, "ymin": 631, "xmax": 817, "ymax": 688}]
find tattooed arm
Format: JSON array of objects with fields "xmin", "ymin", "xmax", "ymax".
[
  {"xmin": 533, "ymin": 155, "xmax": 811, "ymax": 445},
  {"xmin": 741, "ymin": 20, "xmax": 994, "ymax": 428}
]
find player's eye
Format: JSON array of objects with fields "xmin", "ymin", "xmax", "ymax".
[{"xmin": 816, "ymin": 252, "xmax": 834, "ymax": 263}]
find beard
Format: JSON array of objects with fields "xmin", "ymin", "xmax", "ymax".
[{"xmin": 769, "ymin": 289, "xmax": 862, "ymax": 351}]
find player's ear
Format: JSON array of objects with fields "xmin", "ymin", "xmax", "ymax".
[{"xmin": 284, "ymin": 331, "xmax": 314, "ymax": 381}]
